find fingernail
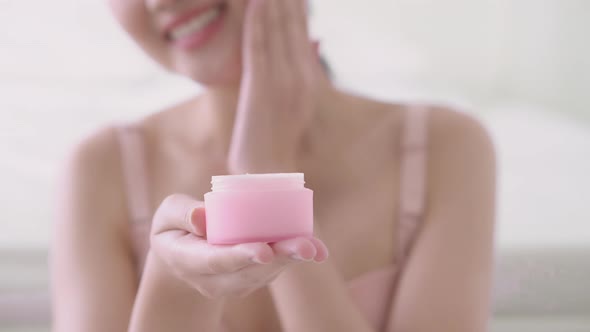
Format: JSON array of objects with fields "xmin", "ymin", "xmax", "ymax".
[
  {"xmin": 251, "ymin": 256, "xmax": 268, "ymax": 264},
  {"xmin": 313, "ymin": 256, "xmax": 327, "ymax": 263},
  {"xmin": 189, "ymin": 207, "xmax": 207, "ymax": 236},
  {"xmin": 188, "ymin": 208, "xmax": 197, "ymax": 224},
  {"xmin": 291, "ymin": 254, "xmax": 312, "ymax": 262}
]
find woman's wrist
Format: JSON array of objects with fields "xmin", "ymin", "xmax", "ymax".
[
  {"xmin": 147, "ymin": 252, "xmax": 193, "ymax": 290},
  {"xmin": 146, "ymin": 252, "xmax": 226, "ymax": 306},
  {"xmin": 129, "ymin": 252, "xmax": 225, "ymax": 332},
  {"xmin": 148, "ymin": 252, "xmax": 224, "ymax": 302}
]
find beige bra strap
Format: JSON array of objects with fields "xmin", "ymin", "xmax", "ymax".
[
  {"xmin": 382, "ymin": 106, "xmax": 431, "ymax": 332},
  {"xmin": 396, "ymin": 105, "xmax": 430, "ymax": 264}
]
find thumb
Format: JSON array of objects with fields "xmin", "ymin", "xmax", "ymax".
[{"xmin": 188, "ymin": 206, "xmax": 207, "ymax": 237}]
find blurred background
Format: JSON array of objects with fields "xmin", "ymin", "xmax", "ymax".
[{"xmin": 1, "ymin": 0, "xmax": 589, "ymax": 331}]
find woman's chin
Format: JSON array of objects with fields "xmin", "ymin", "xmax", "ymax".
[
  {"xmin": 179, "ymin": 61, "xmax": 242, "ymax": 88},
  {"xmin": 187, "ymin": 71, "xmax": 240, "ymax": 88}
]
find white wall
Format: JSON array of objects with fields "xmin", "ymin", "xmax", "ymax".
[
  {"xmin": 497, "ymin": 0, "xmax": 590, "ymax": 116},
  {"xmin": 312, "ymin": 0, "xmax": 508, "ymax": 102},
  {"xmin": 313, "ymin": 0, "xmax": 590, "ymax": 115}
]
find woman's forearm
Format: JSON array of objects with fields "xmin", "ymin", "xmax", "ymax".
[
  {"xmin": 269, "ymin": 237, "xmax": 374, "ymax": 332},
  {"xmin": 128, "ymin": 252, "xmax": 225, "ymax": 332}
]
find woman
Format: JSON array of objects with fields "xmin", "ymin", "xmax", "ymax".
[{"xmin": 51, "ymin": 0, "xmax": 496, "ymax": 331}]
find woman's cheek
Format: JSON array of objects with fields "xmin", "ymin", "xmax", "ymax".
[{"xmin": 107, "ymin": 1, "xmax": 170, "ymax": 66}]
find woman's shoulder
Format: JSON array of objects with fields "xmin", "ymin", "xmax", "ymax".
[
  {"xmin": 60, "ymin": 107, "xmax": 173, "ymax": 200},
  {"xmin": 396, "ymin": 101, "xmax": 496, "ymax": 169},
  {"xmin": 422, "ymin": 103, "xmax": 496, "ymax": 166},
  {"xmin": 53, "ymin": 126, "xmax": 131, "ymax": 255},
  {"xmin": 400, "ymin": 103, "xmax": 496, "ymax": 220},
  {"xmin": 61, "ymin": 125, "xmax": 128, "ymax": 211},
  {"xmin": 61, "ymin": 95, "xmax": 202, "ymax": 197},
  {"xmin": 339, "ymin": 92, "xmax": 493, "ymax": 153},
  {"xmin": 370, "ymin": 99, "xmax": 497, "ymax": 231},
  {"xmin": 56, "ymin": 99, "xmax": 191, "ymax": 246},
  {"xmin": 65, "ymin": 125, "xmax": 125, "ymax": 185}
]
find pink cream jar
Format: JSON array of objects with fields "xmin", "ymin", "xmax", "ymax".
[{"xmin": 204, "ymin": 173, "xmax": 314, "ymax": 245}]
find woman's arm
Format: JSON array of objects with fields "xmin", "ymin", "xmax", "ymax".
[
  {"xmin": 268, "ymin": 109, "xmax": 496, "ymax": 332},
  {"xmin": 128, "ymin": 252, "xmax": 224, "ymax": 332},
  {"xmin": 52, "ymin": 127, "xmax": 138, "ymax": 331},
  {"xmin": 51, "ymin": 127, "xmax": 224, "ymax": 332},
  {"xmin": 387, "ymin": 109, "xmax": 496, "ymax": 331},
  {"xmin": 269, "ymin": 234, "xmax": 374, "ymax": 332}
]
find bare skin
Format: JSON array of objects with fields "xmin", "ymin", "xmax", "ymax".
[{"xmin": 51, "ymin": 0, "xmax": 496, "ymax": 331}]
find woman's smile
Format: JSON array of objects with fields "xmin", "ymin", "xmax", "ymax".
[{"xmin": 163, "ymin": 1, "xmax": 228, "ymax": 51}]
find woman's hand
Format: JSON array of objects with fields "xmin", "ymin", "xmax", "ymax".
[
  {"xmin": 229, "ymin": 0, "xmax": 323, "ymax": 174},
  {"xmin": 149, "ymin": 194, "xmax": 328, "ymax": 298}
]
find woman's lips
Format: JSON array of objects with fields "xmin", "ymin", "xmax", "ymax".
[{"xmin": 166, "ymin": 4, "xmax": 227, "ymax": 52}]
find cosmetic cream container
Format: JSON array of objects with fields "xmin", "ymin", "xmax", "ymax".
[{"xmin": 204, "ymin": 173, "xmax": 313, "ymax": 244}]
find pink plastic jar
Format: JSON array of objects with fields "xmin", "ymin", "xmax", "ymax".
[{"xmin": 204, "ymin": 173, "xmax": 314, "ymax": 245}]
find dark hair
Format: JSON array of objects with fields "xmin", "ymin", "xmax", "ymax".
[
  {"xmin": 319, "ymin": 54, "xmax": 332, "ymax": 79},
  {"xmin": 308, "ymin": 2, "xmax": 332, "ymax": 78}
]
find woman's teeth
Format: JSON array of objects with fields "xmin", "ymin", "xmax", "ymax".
[{"xmin": 170, "ymin": 7, "xmax": 221, "ymax": 41}]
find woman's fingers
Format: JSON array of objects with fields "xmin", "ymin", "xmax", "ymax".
[
  {"xmin": 267, "ymin": 0, "xmax": 291, "ymax": 76},
  {"xmin": 191, "ymin": 207, "xmax": 207, "ymax": 237},
  {"xmin": 155, "ymin": 231, "xmax": 275, "ymax": 275},
  {"xmin": 284, "ymin": 0, "xmax": 311, "ymax": 60},
  {"xmin": 201, "ymin": 242, "xmax": 275, "ymax": 274},
  {"xmin": 270, "ymin": 237, "xmax": 320, "ymax": 261},
  {"xmin": 271, "ymin": 237, "xmax": 330, "ymax": 263},
  {"xmin": 243, "ymin": 0, "xmax": 267, "ymax": 74},
  {"xmin": 308, "ymin": 237, "xmax": 330, "ymax": 262},
  {"xmin": 243, "ymin": 0, "xmax": 312, "ymax": 77},
  {"xmin": 151, "ymin": 194, "xmax": 205, "ymax": 237},
  {"xmin": 151, "ymin": 193, "xmax": 328, "ymax": 278},
  {"xmin": 150, "ymin": 194, "xmax": 272, "ymax": 275}
]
